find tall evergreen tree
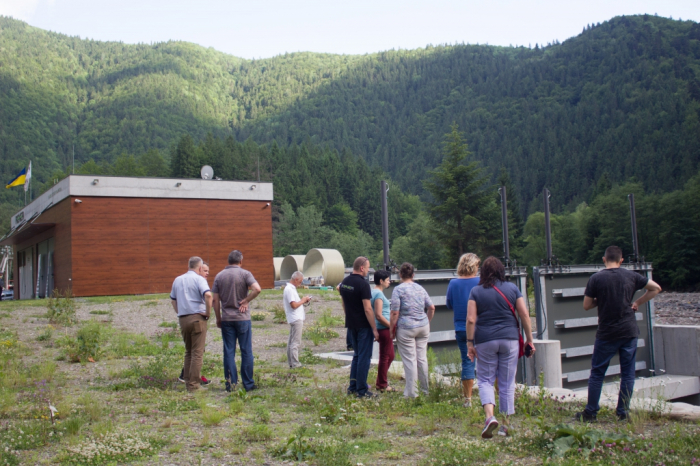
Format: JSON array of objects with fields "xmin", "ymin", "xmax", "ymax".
[
  {"xmin": 423, "ymin": 124, "xmax": 499, "ymax": 262},
  {"xmin": 171, "ymin": 135, "xmax": 198, "ymax": 178}
]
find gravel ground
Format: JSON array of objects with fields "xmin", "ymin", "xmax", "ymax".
[{"xmin": 653, "ymin": 292, "xmax": 700, "ymax": 326}]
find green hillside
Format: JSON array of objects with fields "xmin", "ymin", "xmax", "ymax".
[{"xmin": 2, "ymin": 15, "xmax": 700, "ymax": 213}]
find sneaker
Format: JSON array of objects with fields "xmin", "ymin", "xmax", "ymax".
[
  {"xmin": 178, "ymin": 369, "xmax": 185, "ymax": 383},
  {"xmin": 497, "ymin": 425, "xmax": 509, "ymax": 437},
  {"xmin": 575, "ymin": 411, "xmax": 597, "ymax": 422},
  {"xmin": 617, "ymin": 412, "xmax": 629, "ymax": 422},
  {"xmin": 200, "ymin": 376, "xmax": 211, "ymax": 386},
  {"xmin": 463, "ymin": 397, "xmax": 472, "ymax": 408},
  {"xmin": 225, "ymin": 382, "xmax": 237, "ymax": 393},
  {"xmin": 357, "ymin": 391, "xmax": 377, "ymax": 399},
  {"xmin": 245, "ymin": 384, "xmax": 259, "ymax": 392},
  {"xmin": 481, "ymin": 416, "xmax": 499, "ymax": 439}
]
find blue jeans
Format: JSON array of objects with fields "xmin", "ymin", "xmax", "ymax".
[
  {"xmin": 455, "ymin": 331, "xmax": 476, "ymax": 380},
  {"xmin": 584, "ymin": 337, "xmax": 637, "ymax": 417},
  {"xmin": 221, "ymin": 320, "xmax": 255, "ymax": 391},
  {"xmin": 347, "ymin": 328, "xmax": 374, "ymax": 396}
]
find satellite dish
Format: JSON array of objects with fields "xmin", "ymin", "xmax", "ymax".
[{"xmin": 200, "ymin": 165, "xmax": 214, "ymax": 180}]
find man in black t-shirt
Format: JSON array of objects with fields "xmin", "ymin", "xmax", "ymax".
[
  {"xmin": 339, "ymin": 256, "xmax": 379, "ymax": 398},
  {"xmin": 576, "ymin": 246, "xmax": 661, "ymax": 422}
]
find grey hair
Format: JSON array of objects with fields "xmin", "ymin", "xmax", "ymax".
[
  {"xmin": 228, "ymin": 250, "xmax": 243, "ymax": 265},
  {"xmin": 188, "ymin": 256, "xmax": 203, "ymax": 270},
  {"xmin": 291, "ymin": 271, "xmax": 304, "ymax": 281}
]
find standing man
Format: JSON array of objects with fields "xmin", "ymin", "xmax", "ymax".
[
  {"xmin": 576, "ymin": 246, "xmax": 661, "ymax": 422},
  {"xmin": 178, "ymin": 262, "xmax": 212, "ymax": 385},
  {"xmin": 171, "ymin": 257, "xmax": 212, "ymax": 392},
  {"xmin": 213, "ymin": 250, "xmax": 261, "ymax": 392},
  {"xmin": 284, "ymin": 271, "xmax": 311, "ymax": 369},
  {"xmin": 339, "ymin": 256, "xmax": 379, "ymax": 398}
]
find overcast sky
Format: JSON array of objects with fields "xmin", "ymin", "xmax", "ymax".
[{"xmin": 1, "ymin": 0, "xmax": 698, "ymax": 59}]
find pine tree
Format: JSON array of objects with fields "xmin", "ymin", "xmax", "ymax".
[
  {"xmin": 423, "ymin": 124, "xmax": 499, "ymax": 263},
  {"xmin": 171, "ymin": 135, "xmax": 198, "ymax": 178}
]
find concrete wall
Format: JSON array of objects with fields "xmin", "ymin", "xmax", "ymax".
[{"xmin": 654, "ymin": 325, "xmax": 700, "ymax": 377}]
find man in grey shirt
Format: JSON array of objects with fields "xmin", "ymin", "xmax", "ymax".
[
  {"xmin": 213, "ymin": 250, "xmax": 261, "ymax": 392},
  {"xmin": 171, "ymin": 256, "xmax": 212, "ymax": 392}
]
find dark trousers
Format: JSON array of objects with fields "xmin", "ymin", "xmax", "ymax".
[
  {"xmin": 347, "ymin": 327, "xmax": 374, "ymax": 396},
  {"xmin": 221, "ymin": 320, "xmax": 255, "ymax": 391},
  {"xmin": 455, "ymin": 330, "xmax": 476, "ymax": 380},
  {"xmin": 584, "ymin": 337, "xmax": 638, "ymax": 417},
  {"xmin": 375, "ymin": 328, "xmax": 395, "ymax": 390}
]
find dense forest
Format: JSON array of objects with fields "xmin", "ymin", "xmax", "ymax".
[{"xmin": 1, "ymin": 14, "xmax": 699, "ymax": 288}]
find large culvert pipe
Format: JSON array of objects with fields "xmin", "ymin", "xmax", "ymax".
[
  {"xmin": 273, "ymin": 257, "xmax": 284, "ymax": 281},
  {"xmin": 302, "ymin": 248, "xmax": 345, "ymax": 287},
  {"xmin": 280, "ymin": 255, "xmax": 305, "ymax": 280}
]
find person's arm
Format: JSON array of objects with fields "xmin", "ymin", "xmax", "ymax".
[
  {"xmin": 374, "ymin": 298, "xmax": 390, "ymax": 328},
  {"xmin": 239, "ymin": 282, "xmax": 262, "ymax": 313},
  {"xmin": 389, "ymin": 311, "xmax": 399, "ymax": 340},
  {"xmin": 583, "ymin": 295, "xmax": 597, "ymax": 311},
  {"xmin": 424, "ymin": 290, "xmax": 435, "ymax": 322},
  {"xmin": 516, "ymin": 297, "xmax": 535, "ymax": 356},
  {"xmin": 171, "ymin": 299, "xmax": 178, "ymax": 315},
  {"xmin": 213, "ymin": 293, "xmax": 222, "ymax": 328},
  {"xmin": 466, "ymin": 299, "xmax": 477, "ymax": 362},
  {"xmin": 363, "ymin": 299, "xmax": 379, "ymax": 341},
  {"xmin": 290, "ymin": 295, "xmax": 311, "ymax": 309},
  {"xmin": 445, "ymin": 284, "xmax": 453, "ymax": 310},
  {"xmin": 632, "ymin": 279, "xmax": 662, "ymax": 311},
  {"xmin": 203, "ymin": 291, "xmax": 212, "ymax": 319}
]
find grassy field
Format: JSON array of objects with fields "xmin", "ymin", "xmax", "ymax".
[{"xmin": 0, "ymin": 289, "xmax": 698, "ymax": 465}]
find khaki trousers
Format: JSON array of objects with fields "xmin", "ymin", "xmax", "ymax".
[
  {"xmin": 287, "ymin": 320, "xmax": 304, "ymax": 368},
  {"xmin": 179, "ymin": 314, "xmax": 208, "ymax": 391},
  {"xmin": 396, "ymin": 324, "xmax": 430, "ymax": 398}
]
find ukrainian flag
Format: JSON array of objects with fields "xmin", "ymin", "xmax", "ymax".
[{"xmin": 5, "ymin": 168, "xmax": 27, "ymax": 189}]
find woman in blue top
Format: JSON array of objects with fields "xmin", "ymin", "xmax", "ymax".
[
  {"xmin": 371, "ymin": 270, "xmax": 394, "ymax": 392},
  {"xmin": 446, "ymin": 253, "xmax": 480, "ymax": 407}
]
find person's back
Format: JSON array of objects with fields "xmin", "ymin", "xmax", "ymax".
[
  {"xmin": 446, "ymin": 277, "xmax": 480, "ymax": 332},
  {"xmin": 585, "ymin": 267, "xmax": 649, "ymax": 341},
  {"xmin": 213, "ymin": 266, "xmax": 256, "ymax": 321},
  {"xmin": 469, "ymin": 280, "xmax": 521, "ymax": 344},
  {"xmin": 339, "ymin": 273, "xmax": 372, "ymax": 329},
  {"xmin": 391, "ymin": 281, "xmax": 431, "ymax": 329}
]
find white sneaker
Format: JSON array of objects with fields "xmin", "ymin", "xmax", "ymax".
[{"xmin": 481, "ymin": 416, "xmax": 499, "ymax": 439}]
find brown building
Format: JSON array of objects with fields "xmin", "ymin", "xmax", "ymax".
[{"xmin": 0, "ymin": 175, "xmax": 274, "ymax": 298}]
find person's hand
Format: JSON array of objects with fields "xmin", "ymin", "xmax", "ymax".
[
  {"xmin": 373, "ymin": 329, "xmax": 379, "ymax": 341},
  {"xmin": 238, "ymin": 300, "xmax": 250, "ymax": 313},
  {"xmin": 631, "ymin": 301, "xmax": 639, "ymax": 311},
  {"xmin": 305, "ymin": 296, "xmax": 312, "ymax": 304},
  {"xmin": 526, "ymin": 341, "xmax": 536, "ymax": 358},
  {"xmin": 216, "ymin": 319, "xmax": 222, "ymax": 329},
  {"xmin": 467, "ymin": 345, "xmax": 477, "ymax": 362}
]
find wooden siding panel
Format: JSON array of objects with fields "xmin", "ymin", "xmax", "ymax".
[{"xmin": 69, "ymin": 197, "xmax": 273, "ymax": 296}]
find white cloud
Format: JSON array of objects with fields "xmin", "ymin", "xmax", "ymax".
[{"xmin": 0, "ymin": 0, "xmax": 41, "ymax": 21}]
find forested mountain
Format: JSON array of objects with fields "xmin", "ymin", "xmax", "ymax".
[{"xmin": 2, "ymin": 14, "xmax": 700, "ymax": 214}]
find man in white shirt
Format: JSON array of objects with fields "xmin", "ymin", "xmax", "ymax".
[
  {"xmin": 171, "ymin": 256, "xmax": 212, "ymax": 392},
  {"xmin": 284, "ymin": 271, "xmax": 311, "ymax": 368}
]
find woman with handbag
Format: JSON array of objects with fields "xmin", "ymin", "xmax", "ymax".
[{"xmin": 466, "ymin": 256, "xmax": 535, "ymax": 438}]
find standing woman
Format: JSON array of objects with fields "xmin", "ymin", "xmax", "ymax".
[
  {"xmin": 371, "ymin": 270, "xmax": 394, "ymax": 392},
  {"xmin": 467, "ymin": 256, "xmax": 535, "ymax": 438},
  {"xmin": 446, "ymin": 253, "xmax": 481, "ymax": 407},
  {"xmin": 390, "ymin": 263, "xmax": 435, "ymax": 398}
]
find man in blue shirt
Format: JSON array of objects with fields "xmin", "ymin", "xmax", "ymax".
[{"xmin": 171, "ymin": 256, "xmax": 212, "ymax": 392}]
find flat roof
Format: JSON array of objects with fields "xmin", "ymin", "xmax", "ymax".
[{"xmin": 9, "ymin": 175, "xmax": 273, "ymax": 230}]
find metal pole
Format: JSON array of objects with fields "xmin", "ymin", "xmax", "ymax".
[
  {"xmin": 543, "ymin": 188, "xmax": 553, "ymax": 266},
  {"xmin": 628, "ymin": 194, "xmax": 640, "ymax": 263},
  {"xmin": 380, "ymin": 180, "xmax": 390, "ymax": 271},
  {"xmin": 499, "ymin": 186, "xmax": 510, "ymax": 266}
]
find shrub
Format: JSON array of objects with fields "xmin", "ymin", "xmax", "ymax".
[
  {"xmin": 303, "ymin": 324, "xmax": 338, "ymax": 346},
  {"xmin": 317, "ymin": 308, "xmax": 343, "ymax": 327},
  {"xmin": 46, "ymin": 289, "xmax": 76, "ymax": 325},
  {"xmin": 299, "ymin": 348, "xmax": 321, "ymax": 365},
  {"xmin": 243, "ymin": 423, "xmax": 272, "ymax": 442},
  {"xmin": 201, "ymin": 403, "xmax": 228, "ymax": 426},
  {"xmin": 133, "ymin": 354, "xmax": 179, "ymax": 390},
  {"xmin": 36, "ymin": 326, "xmax": 54, "ymax": 342},
  {"xmin": 270, "ymin": 304, "xmax": 287, "ymax": 324},
  {"xmin": 251, "ymin": 311, "xmax": 267, "ymax": 321},
  {"xmin": 59, "ymin": 321, "xmax": 104, "ymax": 363}
]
